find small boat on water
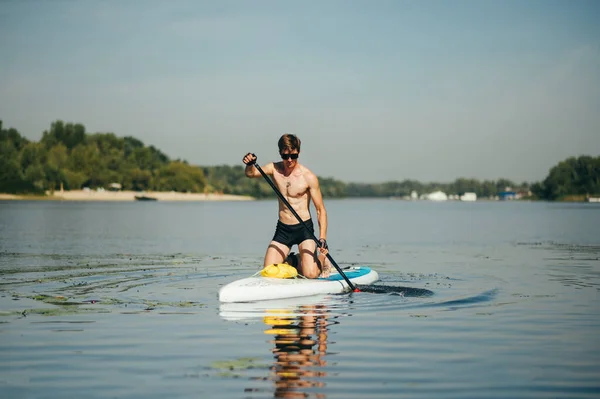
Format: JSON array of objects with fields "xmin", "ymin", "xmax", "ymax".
[{"xmin": 134, "ymin": 194, "xmax": 158, "ymax": 201}]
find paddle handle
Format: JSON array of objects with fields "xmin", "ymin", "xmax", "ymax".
[{"xmin": 251, "ymin": 159, "xmax": 359, "ymax": 292}]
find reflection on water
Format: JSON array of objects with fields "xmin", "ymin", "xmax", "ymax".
[
  {"xmin": 260, "ymin": 306, "xmax": 330, "ymax": 398},
  {"xmin": 220, "ymin": 298, "xmax": 337, "ymax": 398}
]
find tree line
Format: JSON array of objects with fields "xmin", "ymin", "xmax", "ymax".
[{"xmin": 1, "ymin": 120, "xmax": 598, "ymax": 200}]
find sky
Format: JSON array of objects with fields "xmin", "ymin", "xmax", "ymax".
[{"xmin": 1, "ymin": 0, "xmax": 599, "ymax": 184}]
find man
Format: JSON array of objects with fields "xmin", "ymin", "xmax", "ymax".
[{"xmin": 243, "ymin": 133, "xmax": 331, "ymax": 278}]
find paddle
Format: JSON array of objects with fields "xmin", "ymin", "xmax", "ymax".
[{"xmin": 249, "ymin": 156, "xmax": 360, "ymax": 293}]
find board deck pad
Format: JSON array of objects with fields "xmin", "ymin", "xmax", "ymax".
[{"xmin": 320, "ymin": 267, "xmax": 371, "ymax": 281}]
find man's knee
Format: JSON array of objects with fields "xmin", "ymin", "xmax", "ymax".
[
  {"xmin": 298, "ymin": 256, "xmax": 319, "ymax": 278},
  {"xmin": 303, "ymin": 268, "xmax": 321, "ymax": 279}
]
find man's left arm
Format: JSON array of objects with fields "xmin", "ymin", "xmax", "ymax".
[{"xmin": 308, "ymin": 173, "xmax": 327, "ymax": 243}]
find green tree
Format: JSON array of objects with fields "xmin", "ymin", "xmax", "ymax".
[
  {"xmin": 123, "ymin": 168, "xmax": 153, "ymax": 191},
  {"xmin": 0, "ymin": 140, "xmax": 29, "ymax": 193},
  {"xmin": 62, "ymin": 169, "xmax": 88, "ymax": 190},
  {"xmin": 19, "ymin": 142, "xmax": 47, "ymax": 173},
  {"xmin": 69, "ymin": 143, "xmax": 100, "ymax": 176},
  {"xmin": 154, "ymin": 162, "xmax": 206, "ymax": 192},
  {"xmin": 23, "ymin": 163, "xmax": 46, "ymax": 190},
  {"xmin": 41, "ymin": 121, "xmax": 86, "ymax": 150},
  {"xmin": 532, "ymin": 155, "xmax": 600, "ymax": 200},
  {"xmin": 47, "ymin": 144, "xmax": 69, "ymax": 170}
]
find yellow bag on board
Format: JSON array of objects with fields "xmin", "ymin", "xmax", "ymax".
[{"xmin": 260, "ymin": 263, "xmax": 298, "ymax": 279}]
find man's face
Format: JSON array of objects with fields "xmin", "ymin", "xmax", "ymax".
[{"xmin": 280, "ymin": 150, "xmax": 299, "ymax": 167}]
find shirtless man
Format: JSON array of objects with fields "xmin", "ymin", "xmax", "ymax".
[{"xmin": 243, "ymin": 134, "xmax": 331, "ymax": 279}]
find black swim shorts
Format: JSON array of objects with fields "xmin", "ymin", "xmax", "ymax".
[{"xmin": 272, "ymin": 219, "xmax": 315, "ymax": 248}]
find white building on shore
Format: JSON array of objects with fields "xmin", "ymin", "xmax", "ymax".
[
  {"xmin": 426, "ymin": 191, "xmax": 448, "ymax": 201},
  {"xmin": 460, "ymin": 192, "xmax": 477, "ymax": 201}
]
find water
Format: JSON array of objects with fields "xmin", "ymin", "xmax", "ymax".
[{"xmin": 1, "ymin": 199, "xmax": 599, "ymax": 399}]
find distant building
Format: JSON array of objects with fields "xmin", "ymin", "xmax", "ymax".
[
  {"xmin": 410, "ymin": 190, "xmax": 418, "ymax": 200},
  {"xmin": 109, "ymin": 183, "xmax": 122, "ymax": 192},
  {"xmin": 460, "ymin": 192, "xmax": 477, "ymax": 201},
  {"xmin": 427, "ymin": 191, "xmax": 448, "ymax": 201},
  {"xmin": 499, "ymin": 191, "xmax": 517, "ymax": 200}
]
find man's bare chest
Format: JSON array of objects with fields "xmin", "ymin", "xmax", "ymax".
[{"xmin": 274, "ymin": 171, "xmax": 308, "ymax": 197}]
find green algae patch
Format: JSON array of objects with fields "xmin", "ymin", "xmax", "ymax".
[
  {"xmin": 24, "ymin": 294, "xmax": 93, "ymax": 306},
  {"xmin": 173, "ymin": 301, "xmax": 203, "ymax": 308},
  {"xmin": 18, "ymin": 293, "xmax": 205, "ymax": 314},
  {"xmin": 210, "ymin": 357, "xmax": 268, "ymax": 377},
  {"xmin": 141, "ymin": 301, "xmax": 205, "ymax": 309},
  {"xmin": 26, "ymin": 308, "xmax": 85, "ymax": 316},
  {"xmin": 14, "ymin": 307, "xmax": 110, "ymax": 317},
  {"xmin": 0, "ymin": 294, "xmax": 115, "ymax": 317}
]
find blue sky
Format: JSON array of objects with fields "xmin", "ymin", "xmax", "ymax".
[{"xmin": 1, "ymin": 0, "xmax": 599, "ymax": 183}]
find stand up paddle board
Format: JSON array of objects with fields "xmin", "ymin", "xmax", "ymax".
[{"xmin": 218, "ymin": 266, "xmax": 378, "ymax": 303}]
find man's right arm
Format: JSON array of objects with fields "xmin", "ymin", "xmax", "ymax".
[
  {"xmin": 243, "ymin": 153, "xmax": 259, "ymax": 178},
  {"xmin": 243, "ymin": 153, "xmax": 273, "ymax": 178}
]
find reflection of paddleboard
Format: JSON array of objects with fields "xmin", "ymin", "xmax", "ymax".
[
  {"xmin": 218, "ymin": 266, "xmax": 379, "ymax": 303},
  {"xmin": 219, "ymin": 295, "xmax": 331, "ymax": 321}
]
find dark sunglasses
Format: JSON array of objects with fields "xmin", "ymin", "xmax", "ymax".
[{"xmin": 280, "ymin": 153, "xmax": 299, "ymax": 160}]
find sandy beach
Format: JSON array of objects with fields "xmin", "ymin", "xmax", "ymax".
[{"xmin": 0, "ymin": 190, "xmax": 255, "ymax": 202}]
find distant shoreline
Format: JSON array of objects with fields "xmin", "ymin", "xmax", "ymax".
[
  {"xmin": 0, "ymin": 190, "xmax": 255, "ymax": 202},
  {"xmin": 1, "ymin": 191, "xmax": 596, "ymax": 203}
]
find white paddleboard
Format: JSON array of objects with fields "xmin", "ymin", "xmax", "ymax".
[{"xmin": 218, "ymin": 266, "xmax": 379, "ymax": 303}]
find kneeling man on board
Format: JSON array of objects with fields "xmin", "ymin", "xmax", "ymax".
[{"xmin": 243, "ymin": 133, "xmax": 331, "ymax": 278}]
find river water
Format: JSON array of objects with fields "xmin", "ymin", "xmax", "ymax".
[{"xmin": 1, "ymin": 199, "xmax": 599, "ymax": 398}]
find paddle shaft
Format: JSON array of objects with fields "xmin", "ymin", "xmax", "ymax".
[{"xmin": 251, "ymin": 161, "xmax": 359, "ymax": 292}]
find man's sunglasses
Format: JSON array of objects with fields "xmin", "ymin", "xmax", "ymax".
[{"xmin": 280, "ymin": 153, "xmax": 299, "ymax": 160}]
